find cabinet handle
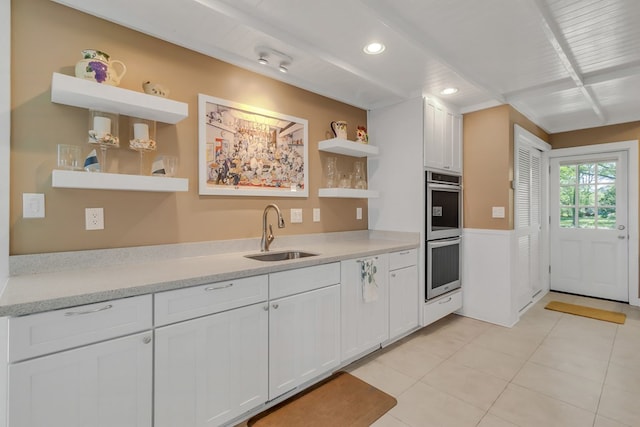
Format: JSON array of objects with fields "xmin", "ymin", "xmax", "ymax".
[
  {"xmin": 391, "ymin": 273, "xmax": 396, "ymax": 278},
  {"xmin": 439, "ymin": 297, "xmax": 452, "ymax": 304},
  {"xmin": 142, "ymin": 336, "xmax": 152, "ymax": 344},
  {"xmin": 263, "ymin": 305, "xmax": 269, "ymax": 311},
  {"xmin": 399, "ymin": 251, "xmax": 410, "ymax": 255},
  {"xmin": 272, "ymin": 303, "xmax": 279, "ymax": 309},
  {"xmin": 204, "ymin": 283, "xmax": 233, "ymax": 291},
  {"xmin": 64, "ymin": 304, "xmax": 113, "ymax": 316}
]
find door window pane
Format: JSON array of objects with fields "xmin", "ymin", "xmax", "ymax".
[
  {"xmin": 560, "ymin": 208, "xmax": 575, "ymax": 228},
  {"xmin": 597, "ymin": 208, "xmax": 616, "ymax": 229},
  {"xmin": 560, "ymin": 187, "xmax": 575, "ymax": 206},
  {"xmin": 597, "ymin": 184, "xmax": 615, "ymax": 205},
  {"xmin": 578, "ymin": 207, "xmax": 596, "ymax": 229},
  {"xmin": 558, "ymin": 160, "xmax": 616, "ymax": 229},
  {"xmin": 597, "ymin": 162, "xmax": 616, "ymax": 183},
  {"xmin": 559, "ymin": 165, "xmax": 577, "ymax": 185},
  {"xmin": 579, "ymin": 185, "xmax": 595, "ymax": 205}
]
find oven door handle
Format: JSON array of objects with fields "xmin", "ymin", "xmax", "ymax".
[
  {"xmin": 428, "ymin": 237, "xmax": 462, "ymax": 248},
  {"xmin": 427, "ymin": 183, "xmax": 461, "ymax": 191}
]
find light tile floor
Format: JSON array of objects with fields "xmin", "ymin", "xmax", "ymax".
[{"xmin": 346, "ymin": 292, "xmax": 640, "ymax": 427}]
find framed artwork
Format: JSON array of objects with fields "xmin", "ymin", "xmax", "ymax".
[{"xmin": 198, "ymin": 94, "xmax": 308, "ymax": 197}]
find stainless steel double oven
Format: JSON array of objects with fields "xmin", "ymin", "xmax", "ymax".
[{"xmin": 426, "ymin": 171, "xmax": 462, "ymax": 300}]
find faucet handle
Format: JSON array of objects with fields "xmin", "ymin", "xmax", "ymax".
[{"xmin": 267, "ymin": 224, "xmax": 275, "ymax": 244}]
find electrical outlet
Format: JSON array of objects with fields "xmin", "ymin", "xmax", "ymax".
[
  {"xmin": 290, "ymin": 208, "xmax": 303, "ymax": 224},
  {"xmin": 85, "ymin": 208, "xmax": 104, "ymax": 230},
  {"xmin": 356, "ymin": 207, "xmax": 363, "ymax": 220},
  {"xmin": 313, "ymin": 208, "xmax": 321, "ymax": 222}
]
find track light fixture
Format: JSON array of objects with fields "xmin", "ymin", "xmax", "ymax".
[{"xmin": 255, "ymin": 46, "xmax": 293, "ymax": 73}]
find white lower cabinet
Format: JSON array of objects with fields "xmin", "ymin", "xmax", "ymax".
[
  {"xmin": 154, "ymin": 302, "xmax": 268, "ymax": 427},
  {"xmin": 8, "ymin": 331, "xmax": 153, "ymax": 427},
  {"xmin": 389, "ymin": 250, "xmax": 419, "ymax": 340},
  {"xmin": 340, "ymin": 255, "xmax": 389, "ymax": 363},
  {"xmin": 269, "ymin": 284, "xmax": 341, "ymax": 400}
]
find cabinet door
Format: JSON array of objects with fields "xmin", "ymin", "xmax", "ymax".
[
  {"xmin": 451, "ymin": 114, "xmax": 463, "ymax": 173},
  {"xmin": 425, "ymin": 100, "xmax": 462, "ymax": 174},
  {"xmin": 154, "ymin": 303, "xmax": 268, "ymax": 427},
  {"xmin": 9, "ymin": 331, "xmax": 153, "ymax": 427},
  {"xmin": 424, "ymin": 101, "xmax": 445, "ymax": 170},
  {"xmin": 389, "ymin": 265, "xmax": 419, "ymax": 339},
  {"xmin": 340, "ymin": 256, "xmax": 389, "ymax": 362},
  {"xmin": 269, "ymin": 284, "xmax": 340, "ymax": 400}
]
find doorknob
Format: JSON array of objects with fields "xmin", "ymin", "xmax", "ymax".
[
  {"xmin": 618, "ymin": 225, "xmax": 626, "ymax": 230},
  {"xmin": 618, "ymin": 235, "xmax": 626, "ymax": 239}
]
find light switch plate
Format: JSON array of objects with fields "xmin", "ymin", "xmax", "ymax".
[
  {"xmin": 313, "ymin": 208, "xmax": 321, "ymax": 222},
  {"xmin": 290, "ymin": 208, "xmax": 303, "ymax": 224},
  {"xmin": 492, "ymin": 206, "xmax": 505, "ymax": 218},
  {"xmin": 356, "ymin": 207, "xmax": 363, "ymax": 220},
  {"xmin": 23, "ymin": 193, "xmax": 45, "ymax": 218}
]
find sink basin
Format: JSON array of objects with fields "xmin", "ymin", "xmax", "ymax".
[{"xmin": 245, "ymin": 251, "xmax": 318, "ymax": 262}]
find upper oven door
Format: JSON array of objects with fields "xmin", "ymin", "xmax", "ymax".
[{"xmin": 427, "ymin": 182, "xmax": 462, "ymax": 240}]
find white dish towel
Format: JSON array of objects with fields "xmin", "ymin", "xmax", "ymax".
[{"xmin": 361, "ymin": 258, "xmax": 379, "ymax": 303}]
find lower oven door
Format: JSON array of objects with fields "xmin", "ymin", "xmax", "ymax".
[{"xmin": 426, "ymin": 237, "xmax": 462, "ymax": 300}]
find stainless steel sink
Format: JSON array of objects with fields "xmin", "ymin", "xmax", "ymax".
[{"xmin": 245, "ymin": 251, "xmax": 317, "ymax": 262}]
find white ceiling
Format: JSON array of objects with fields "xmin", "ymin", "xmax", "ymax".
[{"xmin": 54, "ymin": 0, "xmax": 640, "ymax": 133}]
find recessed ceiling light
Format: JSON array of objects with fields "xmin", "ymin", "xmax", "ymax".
[
  {"xmin": 258, "ymin": 56, "xmax": 269, "ymax": 65},
  {"xmin": 440, "ymin": 87, "xmax": 459, "ymax": 95},
  {"xmin": 279, "ymin": 63, "xmax": 288, "ymax": 73},
  {"xmin": 363, "ymin": 42, "xmax": 385, "ymax": 55}
]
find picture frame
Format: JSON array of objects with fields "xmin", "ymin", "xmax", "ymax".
[{"xmin": 198, "ymin": 94, "xmax": 308, "ymax": 197}]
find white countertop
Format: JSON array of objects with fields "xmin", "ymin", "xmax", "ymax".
[{"xmin": 0, "ymin": 230, "xmax": 419, "ymax": 317}]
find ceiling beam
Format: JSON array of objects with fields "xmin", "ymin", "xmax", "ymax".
[{"xmin": 525, "ymin": 0, "xmax": 605, "ymax": 123}]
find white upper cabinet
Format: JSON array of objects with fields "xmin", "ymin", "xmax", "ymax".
[{"xmin": 424, "ymin": 99, "xmax": 462, "ymax": 174}]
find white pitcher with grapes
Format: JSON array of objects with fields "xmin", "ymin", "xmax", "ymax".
[{"xmin": 75, "ymin": 49, "xmax": 127, "ymax": 86}]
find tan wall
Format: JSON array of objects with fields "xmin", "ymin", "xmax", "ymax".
[
  {"xmin": 550, "ymin": 121, "xmax": 640, "ymax": 148},
  {"xmin": 463, "ymin": 105, "xmax": 511, "ymax": 230},
  {"xmin": 10, "ymin": 0, "xmax": 369, "ymax": 255},
  {"xmin": 462, "ymin": 105, "xmax": 548, "ymax": 230}
]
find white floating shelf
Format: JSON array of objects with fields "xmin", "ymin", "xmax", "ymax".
[
  {"xmin": 318, "ymin": 188, "xmax": 379, "ymax": 198},
  {"xmin": 52, "ymin": 170, "xmax": 188, "ymax": 192},
  {"xmin": 318, "ymin": 138, "xmax": 379, "ymax": 157},
  {"xmin": 51, "ymin": 73, "xmax": 189, "ymax": 124}
]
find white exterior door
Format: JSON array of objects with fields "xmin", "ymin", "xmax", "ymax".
[{"xmin": 549, "ymin": 152, "xmax": 629, "ymax": 301}]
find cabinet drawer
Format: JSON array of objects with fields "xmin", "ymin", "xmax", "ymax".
[
  {"xmin": 423, "ymin": 290, "xmax": 462, "ymax": 326},
  {"xmin": 154, "ymin": 275, "xmax": 268, "ymax": 326},
  {"xmin": 270, "ymin": 263, "xmax": 340, "ymax": 300},
  {"xmin": 9, "ymin": 295, "xmax": 152, "ymax": 362},
  {"xmin": 389, "ymin": 249, "xmax": 417, "ymax": 270}
]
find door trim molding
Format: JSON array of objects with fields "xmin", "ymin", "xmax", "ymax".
[{"xmin": 547, "ymin": 140, "xmax": 639, "ymax": 306}]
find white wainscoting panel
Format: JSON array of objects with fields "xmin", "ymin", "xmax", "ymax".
[{"xmin": 459, "ymin": 228, "xmax": 518, "ymax": 327}]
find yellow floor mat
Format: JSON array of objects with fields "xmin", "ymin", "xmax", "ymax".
[{"xmin": 545, "ymin": 301, "xmax": 626, "ymax": 324}]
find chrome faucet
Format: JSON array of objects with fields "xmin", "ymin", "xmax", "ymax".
[{"xmin": 261, "ymin": 203, "xmax": 285, "ymax": 252}]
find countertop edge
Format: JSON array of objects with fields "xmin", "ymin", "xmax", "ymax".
[{"xmin": 1, "ymin": 235, "xmax": 419, "ymax": 317}]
